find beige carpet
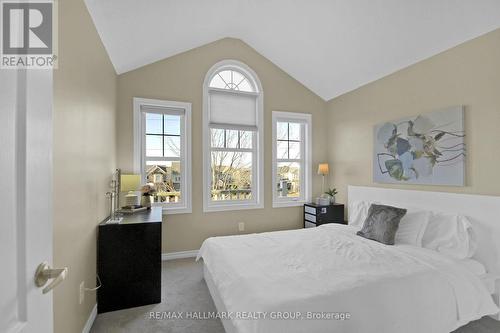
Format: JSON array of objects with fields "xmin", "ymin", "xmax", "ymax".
[{"xmin": 91, "ymin": 258, "xmax": 500, "ymax": 333}]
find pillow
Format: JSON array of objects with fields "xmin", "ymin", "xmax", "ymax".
[
  {"xmin": 394, "ymin": 209, "xmax": 431, "ymax": 247},
  {"xmin": 421, "ymin": 212, "xmax": 477, "ymax": 259},
  {"xmin": 348, "ymin": 200, "xmax": 369, "ymax": 228},
  {"xmin": 356, "ymin": 204, "xmax": 407, "ymax": 245},
  {"xmin": 349, "ymin": 201, "xmax": 430, "ymax": 246}
]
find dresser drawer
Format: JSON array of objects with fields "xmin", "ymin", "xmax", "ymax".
[
  {"xmin": 304, "ymin": 221, "xmax": 316, "ymax": 228},
  {"xmin": 304, "ymin": 205, "xmax": 316, "ymax": 215},
  {"xmin": 305, "ymin": 213, "xmax": 316, "ymax": 223}
]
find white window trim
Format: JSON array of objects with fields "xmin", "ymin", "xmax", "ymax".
[
  {"xmin": 133, "ymin": 97, "xmax": 192, "ymax": 214},
  {"xmin": 272, "ymin": 111, "xmax": 312, "ymax": 208},
  {"xmin": 202, "ymin": 60, "xmax": 264, "ymax": 212}
]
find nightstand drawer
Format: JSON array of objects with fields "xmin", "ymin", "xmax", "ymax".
[
  {"xmin": 304, "ymin": 221, "xmax": 316, "ymax": 228},
  {"xmin": 304, "ymin": 206, "xmax": 316, "ymax": 215},
  {"xmin": 305, "ymin": 213, "xmax": 316, "ymax": 223},
  {"xmin": 303, "ymin": 203, "xmax": 345, "ymax": 228}
]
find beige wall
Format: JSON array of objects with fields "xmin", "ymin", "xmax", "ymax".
[
  {"xmin": 326, "ymin": 28, "xmax": 500, "ymax": 208},
  {"xmin": 117, "ymin": 38, "xmax": 327, "ymax": 253},
  {"xmin": 53, "ymin": 0, "xmax": 117, "ymax": 332}
]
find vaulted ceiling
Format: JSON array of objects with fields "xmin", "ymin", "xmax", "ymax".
[{"xmin": 85, "ymin": 0, "xmax": 500, "ymax": 100}]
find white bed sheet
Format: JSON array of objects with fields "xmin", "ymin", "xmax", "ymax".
[{"xmin": 197, "ymin": 224, "xmax": 498, "ymax": 333}]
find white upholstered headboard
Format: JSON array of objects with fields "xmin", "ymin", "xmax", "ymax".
[{"xmin": 348, "ymin": 186, "xmax": 500, "ymax": 276}]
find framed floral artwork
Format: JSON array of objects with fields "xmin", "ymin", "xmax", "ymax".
[{"xmin": 373, "ymin": 106, "xmax": 465, "ymax": 186}]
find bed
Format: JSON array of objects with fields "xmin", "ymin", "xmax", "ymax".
[{"xmin": 197, "ymin": 186, "xmax": 500, "ymax": 333}]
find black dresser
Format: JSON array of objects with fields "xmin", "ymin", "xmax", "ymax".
[
  {"xmin": 304, "ymin": 203, "xmax": 345, "ymax": 228},
  {"xmin": 97, "ymin": 207, "xmax": 162, "ymax": 313}
]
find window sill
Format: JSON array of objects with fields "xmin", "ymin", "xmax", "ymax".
[
  {"xmin": 272, "ymin": 200, "xmax": 306, "ymax": 208},
  {"xmin": 162, "ymin": 207, "xmax": 192, "ymax": 215},
  {"xmin": 204, "ymin": 202, "xmax": 264, "ymax": 213},
  {"xmin": 152, "ymin": 203, "xmax": 191, "ymax": 215}
]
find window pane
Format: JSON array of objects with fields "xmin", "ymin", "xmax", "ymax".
[
  {"xmin": 145, "ymin": 113, "xmax": 162, "ymax": 134},
  {"xmin": 209, "ymin": 75, "xmax": 226, "ymax": 89},
  {"xmin": 237, "ymin": 79, "xmax": 253, "ymax": 92},
  {"xmin": 277, "ymin": 122, "xmax": 288, "ymax": 140},
  {"xmin": 289, "ymin": 141, "xmax": 301, "ymax": 159},
  {"xmin": 211, "ymin": 151, "xmax": 252, "ymax": 201},
  {"xmin": 232, "ymin": 71, "xmax": 245, "ymax": 87},
  {"xmin": 226, "ymin": 130, "xmax": 238, "ymax": 148},
  {"xmin": 218, "ymin": 70, "xmax": 232, "ymax": 88},
  {"xmin": 289, "ymin": 123, "xmax": 301, "ymax": 141},
  {"xmin": 277, "ymin": 141, "xmax": 288, "ymax": 159},
  {"xmin": 145, "ymin": 161, "xmax": 181, "ymax": 203},
  {"xmin": 276, "ymin": 162, "xmax": 300, "ymax": 198},
  {"xmin": 146, "ymin": 135, "xmax": 162, "ymax": 157},
  {"xmin": 164, "ymin": 136, "xmax": 180, "ymax": 157},
  {"xmin": 210, "ymin": 128, "xmax": 225, "ymax": 148},
  {"xmin": 239, "ymin": 131, "xmax": 252, "ymax": 149},
  {"xmin": 164, "ymin": 115, "xmax": 181, "ymax": 135}
]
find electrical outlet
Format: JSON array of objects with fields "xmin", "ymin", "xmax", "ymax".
[
  {"xmin": 79, "ymin": 281, "xmax": 85, "ymax": 304},
  {"xmin": 238, "ymin": 222, "xmax": 245, "ymax": 232}
]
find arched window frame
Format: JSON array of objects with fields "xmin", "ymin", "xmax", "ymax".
[{"xmin": 202, "ymin": 60, "xmax": 264, "ymax": 212}]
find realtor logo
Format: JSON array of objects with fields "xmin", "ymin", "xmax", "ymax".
[{"xmin": 1, "ymin": 1, "xmax": 57, "ymax": 69}]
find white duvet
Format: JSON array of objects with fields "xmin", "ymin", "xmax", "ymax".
[{"xmin": 197, "ymin": 224, "xmax": 498, "ymax": 333}]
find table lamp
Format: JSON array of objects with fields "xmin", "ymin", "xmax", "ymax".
[
  {"xmin": 317, "ymin": 163, "xmax": 329, "ymax": 194},
  {"xmin": 120, "ymin": 174, "xmax": 141, "ymax": 208}
]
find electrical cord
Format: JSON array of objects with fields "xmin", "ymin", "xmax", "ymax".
[{"xmin": 84, "ymin": 274, "xmax": 102, "ymax": 291}]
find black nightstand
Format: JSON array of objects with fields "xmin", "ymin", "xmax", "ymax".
[{"xmin": 304, "ymin": 203, "xmax": 345, "ymax": 228}]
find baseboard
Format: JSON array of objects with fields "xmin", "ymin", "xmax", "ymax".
[
  {"xmin": 162, "ymin": 250, "xmax": 198, "ymax": 261},
  {"xmin": 82, "ymin": 304, "xmax": 97, "ymax": 333}
]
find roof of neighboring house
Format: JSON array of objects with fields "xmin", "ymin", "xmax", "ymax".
[
  {"xmin": 146, "ymin": 164, "xmax": 180, "ymax": 176},
  {"xmin": 146, "ymin": 165, "xmax": 167, "ymax": 175}
]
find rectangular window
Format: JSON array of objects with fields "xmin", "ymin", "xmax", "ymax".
[
  {"xmin": 272, "ymin": 111, "xmax": 312, "ymax": 207},
  {"xmin": 134, "ymin": 98, "xmax": 192, "ymax": 214}
]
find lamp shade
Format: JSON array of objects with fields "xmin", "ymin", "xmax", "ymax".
[
  {"xmin": 317, "ymin": 163, "xmax": 329, "ymax": 175},
  {"xmin": 120, "ymin": 174, "xmax": 141, "ymax": 192}
]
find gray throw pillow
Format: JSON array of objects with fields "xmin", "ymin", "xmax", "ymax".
[{"xmin": 356, "ymin": 204, "xmax": 407, "ymax": 245}]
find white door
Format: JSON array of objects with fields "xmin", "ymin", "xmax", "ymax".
[{"xmin": 0, "ymin": 66, "xmax": 58, "ymax": 332}]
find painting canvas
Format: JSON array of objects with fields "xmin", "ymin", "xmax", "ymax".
[{"xmin": 373, "ymin": 106, "xmax": 465, "ymax": 186}]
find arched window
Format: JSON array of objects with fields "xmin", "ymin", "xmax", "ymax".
[
  {"xmin": 202, "ymin": 60, "xmax": 264, "ymax": 212},
  {"xmin": 209, "ymin": 69, "xmax": 255, "ymax": 92}
]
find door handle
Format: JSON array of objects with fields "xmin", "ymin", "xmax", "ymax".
[{"xmin": 34, "ymin": 262, "xmax": 68, "ymax": 294}]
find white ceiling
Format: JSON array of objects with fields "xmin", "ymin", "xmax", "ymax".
[{"xmin": 84, "ymin": 0, "xmax": 500, "ymax": 101}]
